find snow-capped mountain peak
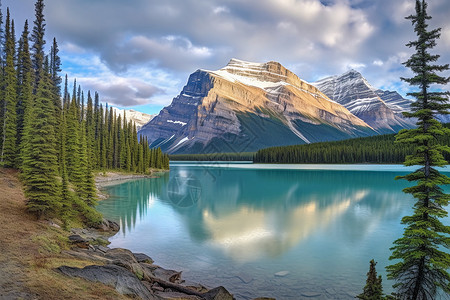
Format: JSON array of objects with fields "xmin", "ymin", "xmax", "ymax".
[
  {"xmin": 139, "ymin": 59, "xmax": 376, "ymax": 154},
  {"xmin": 110, "ymin": 107, "xmax": 155, "ymax": 130},
  {"xmin": 313, "ymin": 70, "xmax": 415, "ymax": 133}
]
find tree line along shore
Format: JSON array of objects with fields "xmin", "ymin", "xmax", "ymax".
[{"xmin": 0, "ymin": 0, "xmax": 169, "ymax": 229}]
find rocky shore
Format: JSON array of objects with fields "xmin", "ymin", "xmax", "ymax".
[
  {"xmin": 60, "ymin": 219, "xmax": 238, "ymax": 300},
  {"xmin": 56, "ymin": 172, "xmax": 274, "ymax": 300}
]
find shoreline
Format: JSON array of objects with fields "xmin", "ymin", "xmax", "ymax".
[
  {"xmin": 94, "ymin": 170, "xmax": 168, "ymax": 200},
  {"xmin": 89, "ymin": 172, "xmax": 244, "ymax": 299}
]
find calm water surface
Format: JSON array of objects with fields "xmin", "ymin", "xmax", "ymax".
[{"xmin": 97, "ymin": 163, "xmax": 450, "ymax": 300}]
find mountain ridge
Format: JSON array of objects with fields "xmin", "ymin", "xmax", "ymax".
[
  {"xmin": 312, "ymin": 70, "xmax": 415, "ymax": 133},
  {"xmin": 139, "ymin": 59, "xmax": 377, "ymax": 154}
]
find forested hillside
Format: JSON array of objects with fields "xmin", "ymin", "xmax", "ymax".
[
  {"xmin": 169, "ymin": 152, "xmax": 254, "ymax": 161},
  {"xmin": 254, "ymin": 125, "xmax": 450, "ymax": 164},
  {"xmin": 0, "ymin": 0, "xmax": 168, "ymax": 226}
]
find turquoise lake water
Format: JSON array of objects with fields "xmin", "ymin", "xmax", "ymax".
[{"xmin": 97, "ymin": 163, "xmax": 450, "ymax": 300}]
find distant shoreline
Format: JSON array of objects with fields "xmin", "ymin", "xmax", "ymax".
[{"xmin": 95, "ymin": 170, "xmax": 169, "ymax": 200}]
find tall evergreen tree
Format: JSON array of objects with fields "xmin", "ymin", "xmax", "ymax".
[
  {"xmin": 21, "ymin": 69, "xmax": 60, "ymax": 218},
  {"xmin": 1, "ymin": 9, "xmax": 17, "ymax": 167},
  {"xmin": 386, "ymin": 1, "xmax": 450, "ymax": 298},
  {"xmin": 49, "ymin": 38, "xmax": 61, "ymax": 99},
  {"xmin": 30, "ymin": 0, "xmax": 46, "ymax": 89},
  {"xmin": 58, "ymin": 110, "xmax": 74, "ymax": 227},
  {"xmin": 16, "ymin": 20, "xmax": 33, "ymax": 160},
  {"xmin": 65, "ymin": 92, "xmax": 82, "ymax": 185},
  {"xmin": 63, "ymin": 73, "xmax": 69, "ymax": 110}
]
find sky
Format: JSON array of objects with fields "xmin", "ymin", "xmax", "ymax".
[{"xmin": 7, "ymin": 0, "xmax": 450, "ymax": 115}]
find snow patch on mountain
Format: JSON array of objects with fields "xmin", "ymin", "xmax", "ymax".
[
  {"xmin": 313, "ymin": 70, "xmax": 416, "ymax": 133},
  {"xmin": 111, "ymin": 107, "xmax": 155, "ymax": 130}
]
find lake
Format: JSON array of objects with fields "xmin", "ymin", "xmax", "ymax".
[{"xmin": 97, "ymin": 163, "xmax": 450, "ymax": 300}]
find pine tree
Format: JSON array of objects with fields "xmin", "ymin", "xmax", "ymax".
[
  {"xmin": 99, "ymin": 104, "xmax": 107, "ymax": 169},
  {"xmin": 30, "ymin": 0, "xmax": 46, "ymax": 88},
  {"xmin": 357, "ymin": 260, "xmax": 385, "ymax": 300},
  {"xmin": 386, "ymin": 1, "xmax": 450, "ymax": 299},
  {"xmin": 63, "ymin": 74, "xmax": 69, "ymax": 109},
  {"xmin": 79, "ymin": 122, "xmax": 97, "ymax": 206},
  {"xmin": 1, "ymin": 9, "xmax": 18, "ymax": 167},
  {"xmin": 59, "ymin": 110, "xmax": 75, "ymax": 227},
  {"xmin": 86, "ymin": 91, "xmax": 95, "ymax": 164},
  {"xmin": 65, "ymin": 93, "xmax": 83, "ymax": 186},
  {"xmin": 21, "ymin": 70, "xmax": 60, "ymax": 218},
  {"xmin": 49, "ymin": 37, "xmax": 61, "ymax": 101},
  {"xmin": 16, "ymin": 20, "xmax": 33, "ymax": 163}
]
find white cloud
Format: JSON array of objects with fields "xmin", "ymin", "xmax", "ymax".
[
  {"xmin": 213, "ymin": 6, "xmax": 230, "ymax": 14},
  {"xmin": 373, "ymin": 60, "xmax": 384, "ymax": 66},
  {"xmin": 347, "ymin": 62, "xmax": 366, "ymax": 71},
  {"xmin": 61, "ymin": 53, "xmax": 168, "ymax": 107},
  {"xmin": 5, "ymin": 0, "xmax": 450, "ymax": 113}
]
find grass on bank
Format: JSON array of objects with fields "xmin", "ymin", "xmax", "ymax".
[{"xmin": 0, "ymin": 168, "xmax": 128, "ymax": 300}]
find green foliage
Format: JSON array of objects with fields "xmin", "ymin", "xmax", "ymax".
[
  {"xmin": 253, "ymin": 125, "xmax": 450, "ymax": 164},
  {"xmin": 30, "ymin": 0, "xmax": 46, "ymax": 87},
  {"xmin": 21, "ymin": 73, "xmax": 60, "ymax": 218},
  {"xmin": 386, "ymin": 1, "xmax": 450, "ymax": 299},
  {"xmin": 3, "ymin": 0, "xmax": 166, "ymax": 226},
  {"xmin": 1, "ymin": 9, "xmax": 18, "ymax": 168},
  {"xmin": 17, "ymin": 21, "xmax": 33, "ymax": 164},
  {"xmin": 170, "ymin": 152, "xmax": 255, "ymax": 162},
  {"xmin": 357, "ymin": 260, "xmax": 387, "ymax": 300}
]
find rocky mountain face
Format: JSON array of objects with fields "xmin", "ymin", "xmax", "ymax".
[
  {"xmin": 313, "ymin": 70, "xmax": 415, "ymax": 133},
  {"xmin": 139, "ymin": 59, "xmax": 376, "ymax": 154},
  {"xmin": 111, "ymin": 107, "xmax": 155, "ymax": 130}
]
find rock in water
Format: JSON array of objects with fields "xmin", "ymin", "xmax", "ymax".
[
  {"xmin": 274, "ymin": 271, "xmax": 290, "ymax": 277},
  {"xmin": 57, "ymin": 265, "xmax": 155, "ymax": 299},
  {"xmin": 203, "ymin": 286, "xmax": 234, "ymax": 300}
]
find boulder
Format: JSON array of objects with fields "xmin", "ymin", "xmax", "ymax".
[
  {"xmin": 202, "ymin": 286, "xmax": 234, "ymax": 300},
  {"xmin": 96, "ymin": 219, "xmax": 120, "ymax": 232},
  {"xmin": 68, "ymin": 235, "xmax": 89, "ymax": 249},
  {"xmin": 153, "ymin": 268, "xmax": 182, "ymax": 283},
  {"xmin": 103, "ymin": 248, "xmax": 145, "ymax": 280},
  {"xmin": 134, "ymin": 252, "xmax": 154, "ymax": 264},
  {"xmin": 57, "ymin": 264, "xmax": 156, "ymax": 299},
  {"xmin": 105, "ymin": 248, "xmax": 137, "ymax": 264}
]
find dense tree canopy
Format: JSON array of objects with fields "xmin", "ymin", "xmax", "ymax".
[
  {"xmin": 253, "ymin": 129, "xmax": 449, "ymax": 164},
  {"xmin": 0, "ymin": 0, "xmax": 169, "ymax": 226}
]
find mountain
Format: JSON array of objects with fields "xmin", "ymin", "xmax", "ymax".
[
  {"xmin": 139, "ymin": 59, "xmax": 376, "ymax": 154},
  {"xmin": 312, "ymin": 70, "xmax": 415, "ymax": 133},
  {"xmin": 111, "ymin": 107, "xmax": 155, "ymax": 130}
]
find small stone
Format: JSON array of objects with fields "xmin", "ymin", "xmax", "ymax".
[
  {"xmin": 274, "ymin": 271, "xmax": 289, "ymax": 277},
  {"xmin": 301, "ymin": 292, "xmax": 321, "ymax": 297},
  {"xmin": 236, "ymin": 273, "xmax": 253, "ymax": 284}
]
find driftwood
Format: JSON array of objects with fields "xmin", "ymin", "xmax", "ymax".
[
  {"xmin": 144, "ymin": 273, "xmax": 205, "ymax": 298},
  {"xmin": 148, "ymin": 276, "xmax": 233, "ymax": 300}
]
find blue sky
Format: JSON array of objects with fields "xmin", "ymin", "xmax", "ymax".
[{"xmin": 8, "ymin": 0, "xmax": 450, "ymax": 115}]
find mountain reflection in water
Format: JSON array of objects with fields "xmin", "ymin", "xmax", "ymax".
[{"xmin": 98, "ymin": 165, "xmax": 448, "ymax": 299}]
